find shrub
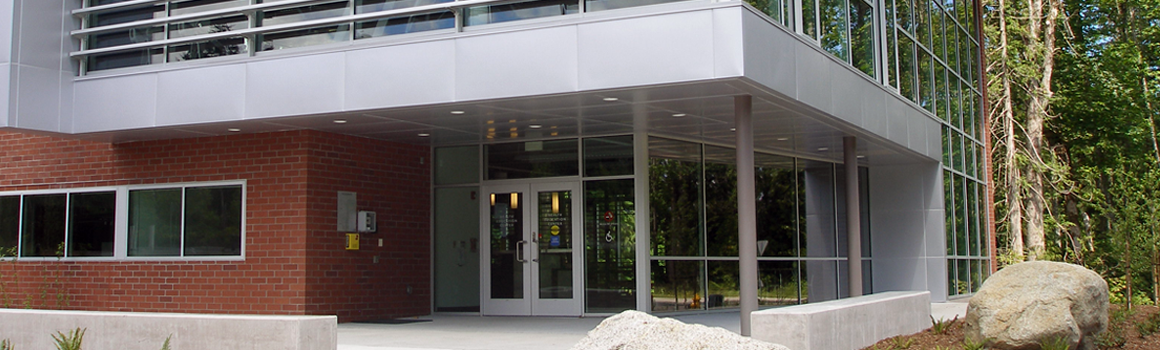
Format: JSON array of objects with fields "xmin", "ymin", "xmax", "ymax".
[
  {"xmin": 931, "ymin": 315, "xmax": 958, "ymax": 335},
  {"xmin": 962, "ymin": 336, "xmax": 990, "ymax": 350},
  {"xmin": 890, "ymin": 336, "xmax": 913, "ymax": 349},
  {"xmin": 51, "ymin": 328, "xmax": 85, "ymax": 350}
]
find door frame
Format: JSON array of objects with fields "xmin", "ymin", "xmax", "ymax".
[{"xmin": 479, "ymin": 181, "xmax": 583, "ymax": 316}]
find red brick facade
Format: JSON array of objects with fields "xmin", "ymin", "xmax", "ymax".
[{"xmin": 0, "ymin": 130, "xmax": 430, "ymax": 322}]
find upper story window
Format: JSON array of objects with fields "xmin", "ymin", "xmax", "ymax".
[
  {"xmin": 73, "ymin": 0, "xmax": 699, "ymax": 74},
  {"xmin": 0, "ymin": 182, "xmax": 245, "ymax": 260}
]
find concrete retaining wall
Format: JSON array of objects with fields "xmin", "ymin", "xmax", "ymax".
[
  {"xmin": 751, "ymin": 291, "xmax": 931, "ymax": 350},
  {"xmin": 0, "ymin": 309, "xmax": 337, "ymax": 350}
]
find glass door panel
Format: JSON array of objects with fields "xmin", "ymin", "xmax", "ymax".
[
  {"xmin": 490, "ymin": 191, "xmax": 524, "ymax": 299},
  {"xmin": 536, "ymin": 190, "xmax": 572, "ymax": 299},
  {"xmin": 529, "ymin": 182, "xmax": 582, "ymax": 316},
  {"xmin": 481, "ymin": 185, "xmax": 531, "ymax": 316}
]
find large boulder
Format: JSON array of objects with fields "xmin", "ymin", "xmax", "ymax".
[
  {"xmin": 571, "ymin": 310, "xmax": 790, "ymax": 350},
  {"xmin": 964, "ymin": 261, "xmax": 1108, "ymax": 350}
]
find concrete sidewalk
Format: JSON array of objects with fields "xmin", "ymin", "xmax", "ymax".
[{"xmin": 338, "ymin": 301, "xmax": 970, "ymax": 350}]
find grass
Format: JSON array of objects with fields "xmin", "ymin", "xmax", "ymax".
[
  {"xmin": 1037, "ymin": 335, "xmax": 1070, "ymax": 350},
  {"xmin": 160, "ymin": 334, "xmax": 172, "ymax": 350},
  {"xmin": 0, "ymin": 339, "xmax": 12, "ymax": 350}
]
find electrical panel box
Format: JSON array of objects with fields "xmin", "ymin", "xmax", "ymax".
[{"xmin": 357, "ymin": 211, "xmax": 377, "ymax": 233}]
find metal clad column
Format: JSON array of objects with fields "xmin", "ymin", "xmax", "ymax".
[
  {"xmin": 844, "ymin": 136, "xmax": 863, "ymax": 297},
  {"xmin": 736, "ymin": 95, "xmax": 758, "ymax": 336}
]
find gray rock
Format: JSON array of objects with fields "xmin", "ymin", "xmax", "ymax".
[
  {"xmin": 571, "ymin": 310, "xmax": 790, "ymax": 350},
  {"xmin": 964, "ymin": 261, "xmax": 1108, "ymax": 350}
]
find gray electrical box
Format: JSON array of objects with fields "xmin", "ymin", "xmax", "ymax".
[
  {"xmin": 357, "ymin": 211, "xmax": 377, "ymax": 233},
  {"xmin": 337, "ymin": 191, "xmax": 357, "ymax": 232}
]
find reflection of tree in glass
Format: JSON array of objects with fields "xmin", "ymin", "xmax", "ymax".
[
  {"xmin": 649, "ymin": 159, "xmax": 702, "ymax": 309},
  {"xmin": 819, "ymin": 0, "xmax": 849, "ymax": 61},
  {"xmin": 184, "ymin": 187, "xmax": 242, "ymax": 256},
  {"xmin": 180, "ymin": 25, "xmax": 242, "ymax": 61}
]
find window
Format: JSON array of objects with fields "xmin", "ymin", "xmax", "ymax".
[
  {"xmin": 128, "ymin": 189, "xmax": 183, "ymax": 257},
  {"xmin": 128, "ymin": 184, "xmax": 244, "ymax": 257},
  {"xmin": 485, "ymin": 139, "xmax": 579, "ymax": 180},
  {"xmin": 0, "ymin": 196, "xmax": 18, "ymax": 252},
  {"xmin": 21, "ymin": 194, "xmax": 67, "ymax": 257},
  {"xmin": 183, "ymin": 186, "xmax": 243, "ymax": 256},
  {"xmin": 68, "ymin": 192, "xmax": 117, "ymax": 257},
  {"xmin": 0, "ymin": 182, "xmax": 244, "ymax": 260}
]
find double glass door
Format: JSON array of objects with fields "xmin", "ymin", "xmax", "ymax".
[{"xmin": 481, "ymin": 182, "xmax": 581, "ymax": 316}]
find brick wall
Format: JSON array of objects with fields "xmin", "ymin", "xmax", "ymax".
[
  {"xmin": 301, "ymin": 132, "xmax": 431, "ymax": 321},
  {"xmin": 0, "ymin": 130, "xmax": 430, "ymax": 321}
]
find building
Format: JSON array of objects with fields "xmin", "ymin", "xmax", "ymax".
[{"xmin": 0, "ymin": 0, "xmax": 991, "ymax": 323}]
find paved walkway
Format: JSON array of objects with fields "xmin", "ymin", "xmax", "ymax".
[{"xmin": 338, "ymin": 301, "xmax": 970, "ymax": 350}]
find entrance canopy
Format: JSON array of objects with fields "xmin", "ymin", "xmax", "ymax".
[{"xmin": 67, "ymin": 1, "xmax": 940, "ymax": 167}]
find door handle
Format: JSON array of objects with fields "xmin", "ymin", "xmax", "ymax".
[
  {"xmin": 531, "ymin": 233, "xmax": 538, "ymax": 263},
  {"xmin": 516, "ymin": 240, "xmax": 526, "ymax": 263}
]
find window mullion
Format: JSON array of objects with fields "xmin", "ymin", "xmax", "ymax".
[
  {"xmin": 63, "ymin": 193, "xmax": 71, "ymax": 258},
  {"xmin": 180, "ymin": 187, "xmax": 187, "ymax": 257}
]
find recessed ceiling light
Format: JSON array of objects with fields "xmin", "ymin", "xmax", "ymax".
[
  {"xmin": 333, "ymin": 119, "xmax": 347, "ymax": 124},
  {"xmin": 730, "ymin": 128, "xmax": 737, "ymax": 132},
  {"xmin": 817, "ymin": 147, "xmax": 829, "ymax": 151},
  {"xmin": 529, "ymin": 124, "xmax": 542, "ymax": 129},
  {"xmin": 450, "ymin": 110, "xmax": 465, "ymax": 115},
  {"xmin": 418, "ymin": 133, "xmax": 430, "ymax": 137},
  {"xmin": 857, "ymin": 155, "xmax": 865, "ymax": 159},
  {"xmin": 672, "ymin": 113, "xmax": 686, "ymax": 118},
  {"xmin": 227, "ymin": 128, "xmax": 241, "ymax": 132},
  {"xmin": 777, "ymin": 137, "xmax": 789, "ymax": 141},
  {"xmin": 603, "ymin": 97, "xmax": 619, "ymax": 102}
]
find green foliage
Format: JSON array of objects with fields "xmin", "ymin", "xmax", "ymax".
[
  {"xmin": 1037, "ymin": 335, "xmax": 1070, "ymax": 350},
  {"xmin": 889, "ymin": 335, "xmax": 913, "ymax": 349},
  {"xmin": 1098, "ymin": 307, "xmax": 1131, "ymax": 347},
  {"xmin": 1107, "ymin": 275, "xmax": 1156, "ymax": 306},
  {"xmin": 931, "ymin": 315, "xmax": 957, "ymax": 335},
  {"xmin": 0, "ymin": 338, "xmax": 12, "ymax": 350},
  {"xmin": 1137, "ymin": 311, "xmax": 1160, "ymax": 337},
  {"xmin": 51, "ymin": 328, "xmax": 85, "ymax": 350},
  {"xmin": 988, "ymin": 0, "xmax": 1160, "ymax": 306},
  {"xmin": 0, "ymin": 246, "xmax": 16, "ymax": 308},
  {"xmin": 160, "ymin": 334, "xmax": 172, "ymax": 350},
  {"xmin": 962, "ymin": 336, "xmax": 990, "ymax": 350},
  {"xmin": 1097, "ymin": 326, "xmax": 1127, "ymax": 348}
]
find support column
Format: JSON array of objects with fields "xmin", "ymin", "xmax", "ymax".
[
  {"xmin": 844, "ymin": 136, "xmax": 863, "ymax": 297},
  {"xmin": 736, "ymin": 95, "xmax": 758, "ymax": 336}
]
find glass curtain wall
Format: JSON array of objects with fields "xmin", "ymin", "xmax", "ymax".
[
  {"xmin": 648, "ymin": 137, "xmax": 867, "ymax": 312},
  {"xmin": 749, "ymin": 0, "xmax": 988, "ymax": 295}
]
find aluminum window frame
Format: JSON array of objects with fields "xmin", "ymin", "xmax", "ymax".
[{"xmin": 0, "ymin": 180, "xmax": 247, "ymax": 262}]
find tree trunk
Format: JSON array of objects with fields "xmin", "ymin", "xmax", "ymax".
[
  {"xmin": 1153, "ymin": 245, "xmax": 1159, "ymax": 306},
  {"xmin": 998, "ymin": 0, "xmax": 1024, "ymax": 260},
  {"xmin": 1023, "ymin": 0, "xmax": 1059, "ymax": 261},
  {"xmin": 1143, "ymin": 77, "xmax": 1160, "ymax": 165},
  {"xmin": 1127, "ymin": 234, "xmax": 1133, "ymax": 310}
]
